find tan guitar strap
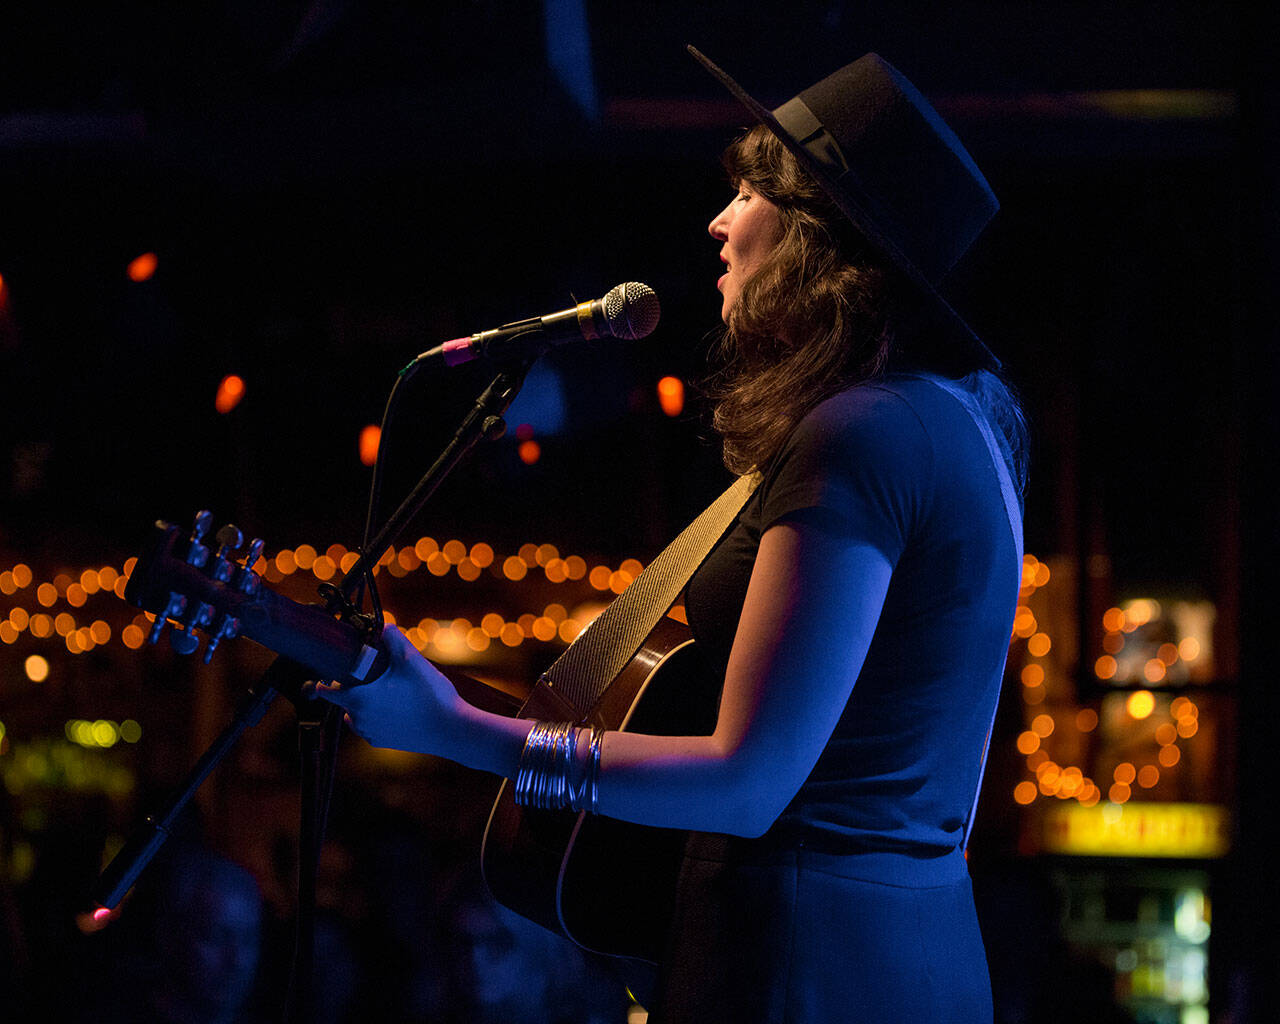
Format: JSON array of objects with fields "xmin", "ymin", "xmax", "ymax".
[{"xmin": 535, "ymin": 473, "xmax": 759, "ymax": 716}]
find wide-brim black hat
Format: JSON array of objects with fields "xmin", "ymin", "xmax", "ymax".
[{"xmin": 688, "ymin": 45, "xmax": 1001, "ymax": 372}]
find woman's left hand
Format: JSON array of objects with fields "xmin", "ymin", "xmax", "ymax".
[{"xmin": 315, "ymin": 625, "xmax": 466, "ymax": 756}]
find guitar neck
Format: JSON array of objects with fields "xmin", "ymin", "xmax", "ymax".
[
  {"xmin": 126, "ymin": 521, "xmax": 387, "ymax": 685},
  {"xmin": 124, "ymin": 519, "xmax": 524, "ymax": 717}
]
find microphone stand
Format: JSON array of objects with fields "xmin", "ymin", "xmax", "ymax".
[{"xmin": 93, "ymin": 354, "xmax": 538, "ymax": 1024}]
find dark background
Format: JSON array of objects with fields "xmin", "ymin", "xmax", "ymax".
[
  {"xmin": 2, "ymin": 3, "xmax": 1275, "ymax": 1022},
  {"xmin": 0, "ymin": 1, "xmax": 1247, "ymax": 569}
]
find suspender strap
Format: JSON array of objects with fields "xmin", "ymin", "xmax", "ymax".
[
  {"xmin": 927, "ymin": 377, "xmax": 1024, "ymax": 851},
  {"xmin": 538, "ymin": 473, "xmax": 759, "ymax": 716}
]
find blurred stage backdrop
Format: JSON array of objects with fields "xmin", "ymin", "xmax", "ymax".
[{"xmin": 2, "ymin": 4, "xmax": 1276, "ymax": 1023}]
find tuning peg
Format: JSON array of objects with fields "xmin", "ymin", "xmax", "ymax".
[
  {"xmin": 186, "ymin": 511, "xmax": 214, "ymax": 568},
  {"xmin": 192, "ymin": 510, "xmax": 213, "ymax": 540},
  {"xmin": 170, "ymin": 601, "xmax": 213, "ymax": 657},
  {"xmin": 170, "ymin": 625, "xmax": 200, "ymax": 655},
  {"xmin": 202, "ymin": 613, "xmax": 241, "ymax": 663},
  {"xmin": 188, "ymin": 601, "xmax": 214, "ymax": 631},
  {"xmin": 211, "ymin": 524, "xmax": 244, "ymax": 583},
  {"xmin": 243, "ymin": 536, "xmax": 264, "ymax": 565},
  {"xmin": 215, "ymin": 524, "xmax": 243, "ymax": 554},
  {"xmin": 146, "ymin": 592, "xmax": 189, "ymax": 645},
  {"xmin": 238, "ymin": 538, "xmax": 265, "ymax": 595}
]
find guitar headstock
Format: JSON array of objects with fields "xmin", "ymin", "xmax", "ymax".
[
  {"xmin": 127, "ymin": 511, "xmax": 267, "ymax": 664},
  {"xmin": 123, "ymin": 513, "xmax": 387, "ymax": 686}
]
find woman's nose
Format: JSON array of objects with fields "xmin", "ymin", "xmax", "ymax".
[{"xmin": 708, "ymin": 201, "xmax": 731, "ymax": 240}]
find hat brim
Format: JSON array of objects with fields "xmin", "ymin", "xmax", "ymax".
[{"xmin": 687, "ymin": 45, "xmax": 1000, "ymax": 373}]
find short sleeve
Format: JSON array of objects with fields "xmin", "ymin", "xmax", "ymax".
[{"xmin": 758, "ymin": 385, "xmax": 935, "ymax": 563}]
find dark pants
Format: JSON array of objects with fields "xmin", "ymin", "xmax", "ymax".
[{"xmin": 651, "ymin": 836, "xmax": 993, "ymax": 1023}]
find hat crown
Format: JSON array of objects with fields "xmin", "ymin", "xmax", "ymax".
[{"xmin": 782, "ymin": 54, "xmax": 998, "ymax": 283}]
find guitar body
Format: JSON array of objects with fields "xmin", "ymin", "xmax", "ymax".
[
  {"xmin": 120, "ymin": 516, "xmax": 725, "ymax": 981},
  {"xmin": 480, "ymin": 615, "xmax": 721, "ymax": 971}
]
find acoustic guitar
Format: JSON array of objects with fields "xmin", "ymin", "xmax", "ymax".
[{"xmin": 123, "ymin": 514, "xmax": 721, "ymax": 978}]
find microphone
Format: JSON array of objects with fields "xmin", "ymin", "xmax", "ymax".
[{"xmin": 413, "ymin": 282, "xmax": 660, "ymax": 369}]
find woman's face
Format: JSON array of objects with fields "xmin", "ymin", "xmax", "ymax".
[{"xmin": 708, "ymin": 184, "xmax": 784, "ymax": 322}]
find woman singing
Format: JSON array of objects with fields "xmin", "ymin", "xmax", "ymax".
[{"xmin": 322, "ymin": 47, "xmax": 1028, "ymax": 1023}]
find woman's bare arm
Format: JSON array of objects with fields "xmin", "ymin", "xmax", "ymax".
[{"xmin": 321, "ymin": 517, "xmax": 892, "ymax": 837}]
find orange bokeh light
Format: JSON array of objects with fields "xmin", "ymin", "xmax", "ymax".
[
  {"xmin": 657, "ymin": 375, "xmax": 685, "ymax": 417},
  {"xmin": 215, "ymin": 374, "xmax": 246, "ymax": 414},
  {"xmin": 1075, "ymin": 708, "xmax": 1099, "ymax": 732},
  {"xmin": 502, "ymin": 556, "xmax": 528, "ymax": 581},
  {"xmin": 359, "ymin": 425, "xmax": 381, "ymax": 467},
  {"xmin": 127, "ymin": 252, "xmax": 158, "ymax": 282},
  {"xmin": 518, "ymin": 439, "xmax": 541, "ymax": 465},
  {"xmin": 1158, "ymin": 744, "xmax": 1182, "ymax": 767},
  {"xmin": 1031, "ymin": 714, "xmax": 1055, "ymax": 738},
  {"xmin": 1012, "ymin": 608, "xmax": 1037, "ymax": 638},
  {"xmin": 1126, "ymin": 689, "xmax": 1156, "ymax": 720},
  {"xmin": 414, "ymin": 537, "xmax": 438, "ymax": 559},
  {"xmin": 500, "ymin": 623, "xmax": 523, "ymax": 647}
]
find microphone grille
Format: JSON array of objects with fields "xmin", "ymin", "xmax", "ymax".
[{"xmin": 602, "ymin": 282, "xmax": 661, "ymax": 341}]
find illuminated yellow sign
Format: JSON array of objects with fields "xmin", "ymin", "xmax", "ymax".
[{"xmin": 1042, "ymin": 802, "xmax": 1229, "ymax": 858}]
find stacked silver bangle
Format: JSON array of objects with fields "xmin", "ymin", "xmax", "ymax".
[{"xmin": 514, "ymin": 721, "xmax": 604, "ymax": 813}]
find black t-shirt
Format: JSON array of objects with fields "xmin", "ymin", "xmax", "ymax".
[{"xmin": 685, "ymin": 373, "xmax": 1020, "ymax": 856}]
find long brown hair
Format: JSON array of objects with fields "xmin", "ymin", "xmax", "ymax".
[{"xmin": 707, "ymin": 124, "xmax": 904, "ymax": 474}]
